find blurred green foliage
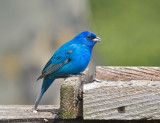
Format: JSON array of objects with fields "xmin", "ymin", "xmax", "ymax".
[{"xmin": 90, "ymin": 0, "xmax": 160, "ymax": 66}]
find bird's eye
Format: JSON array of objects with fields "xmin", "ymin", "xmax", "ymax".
[{"xmin": 87, "ymin": 36, "xmax": 92, "ymax": 39}]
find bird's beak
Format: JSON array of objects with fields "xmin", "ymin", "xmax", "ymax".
[{"xmin": 93, "ymin": 36, "xmax": 102, "ymax": 42}]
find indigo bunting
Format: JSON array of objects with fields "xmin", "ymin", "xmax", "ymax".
[{"xmin": 35, "ymin": 31, "xmax": 101, "ymax": 109}]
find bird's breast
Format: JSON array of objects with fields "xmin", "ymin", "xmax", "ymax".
[
  {"xmin": 69, "ymin": 47, "xmax": 92, "ymax": 73},
  {"xmin": 56, "ymin": 46, "xmax": 92, "ymax": 75}
]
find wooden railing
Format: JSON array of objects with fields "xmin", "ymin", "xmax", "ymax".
[{"xmin": 1, "ymin": 66, "xmax": 160, "ymax": 121}]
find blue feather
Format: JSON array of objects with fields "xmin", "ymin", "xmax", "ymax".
[
  {"xmin": 35, "ymin": 75, "xmax": 55, "ymax": 109},
  {"xmin": 35, "ymin": 31, "xmax": 101, "ymax": 109}
]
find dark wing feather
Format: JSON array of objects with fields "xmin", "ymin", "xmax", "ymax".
[
  {"xmin": 37, "ymin": 43, "xmax": 77, "ymax": 81},
  {"xmin": 37, "ymin": 56, "xmax": 70, "ymax": 80}
]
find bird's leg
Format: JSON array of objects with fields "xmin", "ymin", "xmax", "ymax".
[
  {"xmin": 63, "ymin": 73, "xmax": 87, "ymax": 83},
  {"xmin": 79, "ymin": 72, "xmax": 87, "ymax": 84},
  {"xmin": 68, "ymin": 72, "xmax": 85, "ymax": 77},
  {"xmin": 68, "ymin": 73, "xmax": 82, "ymax": 77},
  {"xmin": 78, "ymin": 72, "xmax": 85, "ymax": 76}
]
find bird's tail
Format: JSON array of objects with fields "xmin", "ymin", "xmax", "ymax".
[{"xmin": 35, "ymin": 75, "xmax": 55, "ymax": 110}]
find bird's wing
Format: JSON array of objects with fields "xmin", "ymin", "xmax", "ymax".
[{"xmin": 37, "ymin": 44, "xmax": 76, "ymax": 80}]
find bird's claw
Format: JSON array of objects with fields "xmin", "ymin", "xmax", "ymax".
[{"xmin": 94, "ymin": 78, "xmax": 101, "ymax": 82}]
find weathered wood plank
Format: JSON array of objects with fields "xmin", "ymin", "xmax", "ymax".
[
  {"xmin": 96, "ymin": 66, "xmax": 160, "ymax": 81},
  {"xmin": 83, "ymin": 80, "xmax": 160, "ymax": 120},
  {"xmin": 60, "ymin": 77, "xmax": 82, "ymax": 118},
  {"xmin": 0, "ymin": 105, "xmax": 59, "ymax": 122}
]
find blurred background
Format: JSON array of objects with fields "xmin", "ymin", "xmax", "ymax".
[{"xmin": 0, "ymin": 0, "xmax": 160, "ymax": 105}]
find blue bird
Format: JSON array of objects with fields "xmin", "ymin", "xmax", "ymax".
[{"xmin": 35, "ymin": 31, "xmax": 101, "ymax": 109}]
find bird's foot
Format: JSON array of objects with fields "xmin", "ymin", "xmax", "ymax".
[
  {"xmin": 68, "ymin": 73, "xmax": 85, "ymax": 77},
  {"xmin": 79, "ymin": 73, "xmax": 87, "ymax": 83},
  {"xmin": 93, "ymin": 78, "xmax": 101, "ymax": 82},
  {"xmin": 66, "ymin": 73, "xmax": 87, "ymax": 83},
  {"xmin": 79, "ymin": 72, "xmax": 85, "ymax": 76}
]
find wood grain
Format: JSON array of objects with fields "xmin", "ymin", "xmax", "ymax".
[
  {"xmin": 83, "ymin": 81, "xmax": 160, "ymax": 120},
  {"xmin": 0, "ymin": 105, "xmax": 59, "ymax": 122},
  {"xmin": 96, "ymin": 66, "xmax": 160, "ymax": 81},
  {"xmin": 60, "ymin": 77, "xmax": 82, "ymax": 118}
]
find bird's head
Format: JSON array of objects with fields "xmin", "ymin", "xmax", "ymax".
[{"xmin": 74, "ymin": 31, "xmax": 102, "ymax": 47}]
